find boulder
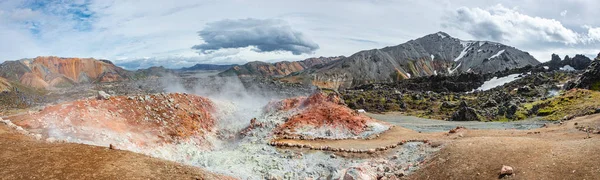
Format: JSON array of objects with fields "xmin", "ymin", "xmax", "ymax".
[
  {"xmin": 97, "ymin": 91, "xmax": 111, "ymax": 100},
  {"xmin": 449, "ymin": 101, "xmax": 480, "ymax": 121},
  {"xmin": 342, "ymin": 163, "xmax": 377, "ymax": 180}
]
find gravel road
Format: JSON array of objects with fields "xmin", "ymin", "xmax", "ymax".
[{"xmin": 367, "ymin": 113, "xmax": 550, "ymax": 132}]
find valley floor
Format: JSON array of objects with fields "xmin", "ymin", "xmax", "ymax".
[{"xmin": 1, "ymin": 110, "xmax": 598, "ymax": 179}]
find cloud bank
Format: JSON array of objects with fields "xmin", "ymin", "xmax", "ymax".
[
  {"xmin": 444, "ymin": 4, "xmax": 600, "ymax": 45},
  {"xmin": 192, "ymin": 18, "xmax": 319, "ymax": 55}
]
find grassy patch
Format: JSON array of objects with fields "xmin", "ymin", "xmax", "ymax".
[{"xmin": 520, "ymin": 89, "xmax": 600, "ymax": 120}]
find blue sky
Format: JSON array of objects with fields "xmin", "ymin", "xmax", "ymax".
[{"xmin": 1, "ymin": 0, "xmax": 599, "ymax": 69}]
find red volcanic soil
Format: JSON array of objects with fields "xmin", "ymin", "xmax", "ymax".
[
  {"xmin": 8, "ymin": 93, "xmax": 215, "ymax": 146},
  {"xmin": 270, "ymin": 91, "xmax": 390, "ymax": 138}
]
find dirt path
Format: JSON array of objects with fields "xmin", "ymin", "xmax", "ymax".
[
  {"xmin": 409, "ymin": 114, "xmax": 600, "ymax": 180},
  {"xmin": 0, "ymin": 125, "xmax": 233, "ymax": 180},
  {"xmin": 275, "ymin": 126, "xmax": 442, "ymax": 150},
  {"xmin": 367, "ymin": 112, "xmax": 549, "ymax": 132}
]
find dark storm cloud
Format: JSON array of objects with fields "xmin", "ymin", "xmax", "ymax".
[{"xmin": 192, "ymin": 18, "xmax": 319, "ymax": 55}]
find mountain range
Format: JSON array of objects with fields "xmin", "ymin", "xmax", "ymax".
[
  {"xmin": 0, "ymin": 32, "xmax": 559, "ymax": 90},
  {"xmin": 291, "ymin": 32, "xmax": 540, "ymax": 89},
  {"xmin": 218, "ymin": 56, "xmax": 344, "ymax": 77}
]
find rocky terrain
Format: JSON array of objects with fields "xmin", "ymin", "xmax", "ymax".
[
  {"xmin": 341, "ymin": 65, "xmax": 581, "ymax": 121},
  {"xmin": 567, "ymin": 53, "xmax": 600, "ymax": 90}
]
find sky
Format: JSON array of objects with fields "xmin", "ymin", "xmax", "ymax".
[{"xmin": 0, "ymin": 0, "xmax": 599, "ymax": 69}]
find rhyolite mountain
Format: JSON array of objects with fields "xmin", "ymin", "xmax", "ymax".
[
  {"xmin": 218, "ymin": 56, "xmax": 344, "ymax": 77},
  {"xmin": 289, "ymin": 32, "xmax": 540, "ymax": 89},
  {"xmin": 0, "ymin": 56, "xmax": 131, "ymax": 89}
]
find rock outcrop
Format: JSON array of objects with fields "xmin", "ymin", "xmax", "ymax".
[
  {"xmin": 450, "ymin": 101, "xmax": 481, "ymax": 121},
  {"xmin": 567, "ymin": 53, "xmax": 600, "ymax": 90},
  {"xmin": 0, "ymin": 77, "xmax": 12, "ymax": 92},
  {"xmin": 541, "ymin": 54, "xmax": 592, "ymax": 71}
]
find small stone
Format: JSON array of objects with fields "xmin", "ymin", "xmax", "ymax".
[
  {"xmin": 330, "ymin": 154, "xmax": 336, "ymax": 158},
  {"xmin": 500, "ymin": 165, "xmax": 514, "ymax": 176}
]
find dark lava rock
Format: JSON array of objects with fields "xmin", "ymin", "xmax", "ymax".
[
  {"xmin": 483, "ymin": 99, "xmax": 498, "ymax": 108},
  {"xmin": 567, "ymin": 53, "xmax": 600, "ymax": 90},
  {"xmin": 505, "ymin": 103, "xmax": 519, "ymax": 119},
  {"xmin": 542, "ymin": 53, "xmax": 591, "ymax": 71},
  {"xmin": 517, "ymin": 86, "xmax": 532, "ymax": 94},
  {"xmin": 441, "ymin": 101, "xmax": 457, "ymax": 109},
  {"xmin": 450, "ymin": 101, "xmax": 481, "ymax": 121}
]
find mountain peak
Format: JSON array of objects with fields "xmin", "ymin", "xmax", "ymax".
[{"xmin": 422, "ymin": 31, "xmax": 453, "ymax": 39}]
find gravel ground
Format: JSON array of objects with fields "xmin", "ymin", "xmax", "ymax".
[{"xmin": 367, "ymin": 113, "xmax": 550, "ymax": 133}]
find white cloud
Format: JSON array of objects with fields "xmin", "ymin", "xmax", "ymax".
[
  {"xmin": 443, "ymin": 4, "xmax": 600, "ymax": 61},
  {"xmin": 585, "ymin": 25, "xmax": 600, "ymax": 42},
  {"xmin": 445, "ymin": 4, "xmax": 584, "ymax": 44},
  {"xmin": 560, "ymin": 10, "xmax": 567, "ymax": 17}
]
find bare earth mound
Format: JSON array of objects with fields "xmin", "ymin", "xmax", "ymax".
[
  {"xmin": 7, "ymin": 93, "xmax": 215, "ymax": 150},
  {"xmin": 270, "ymin": 91, "xmax": 392, "ymax": 140}
]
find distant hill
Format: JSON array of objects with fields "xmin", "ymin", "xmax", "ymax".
[
  {"xmin": 178, "ymin": 64, "xmax": 236, "ymax": 71},
  {"xmin": 218, "ymin": 56, "xmax": 344, "ymax": 77}
]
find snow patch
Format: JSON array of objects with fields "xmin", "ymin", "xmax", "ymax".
[
  {"xmin": 449, "ymin": 63, "xmax": 461, "ymax": 74},
  {"xmin": 478, "ymin": 41, "xmax": 485, "ymax": 46},
  {"xmin": 473, "ymin": 74, "xmax": 522, "ymax": 92},
  {"xmin": 433, "ymin": 70, "xmax": 437, "ymax": 76},
  {"xmin": 543, "ymin": 66, "xmax": 549, "ymax": 70},
  {"xmin": 407, "ymin": 73, "xmax": 411, "ymax": 78},
  {"xmin": 437, "ymin": 33, "xmax": 447, "ymax": 38},
  {"xmin": 559, "ymin": 65, "xmax": 575, "ymax": 71},
  {"xmin": 430, "ymin": 54, "xmax": 434, "ymax": 61},
  {"xmin": 454, "ymin": 42, "xmax": 471, "ymax": 62},
  {"xmin": 490, "ymin": 50, "xmax": 505, "ymax": 59}
]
